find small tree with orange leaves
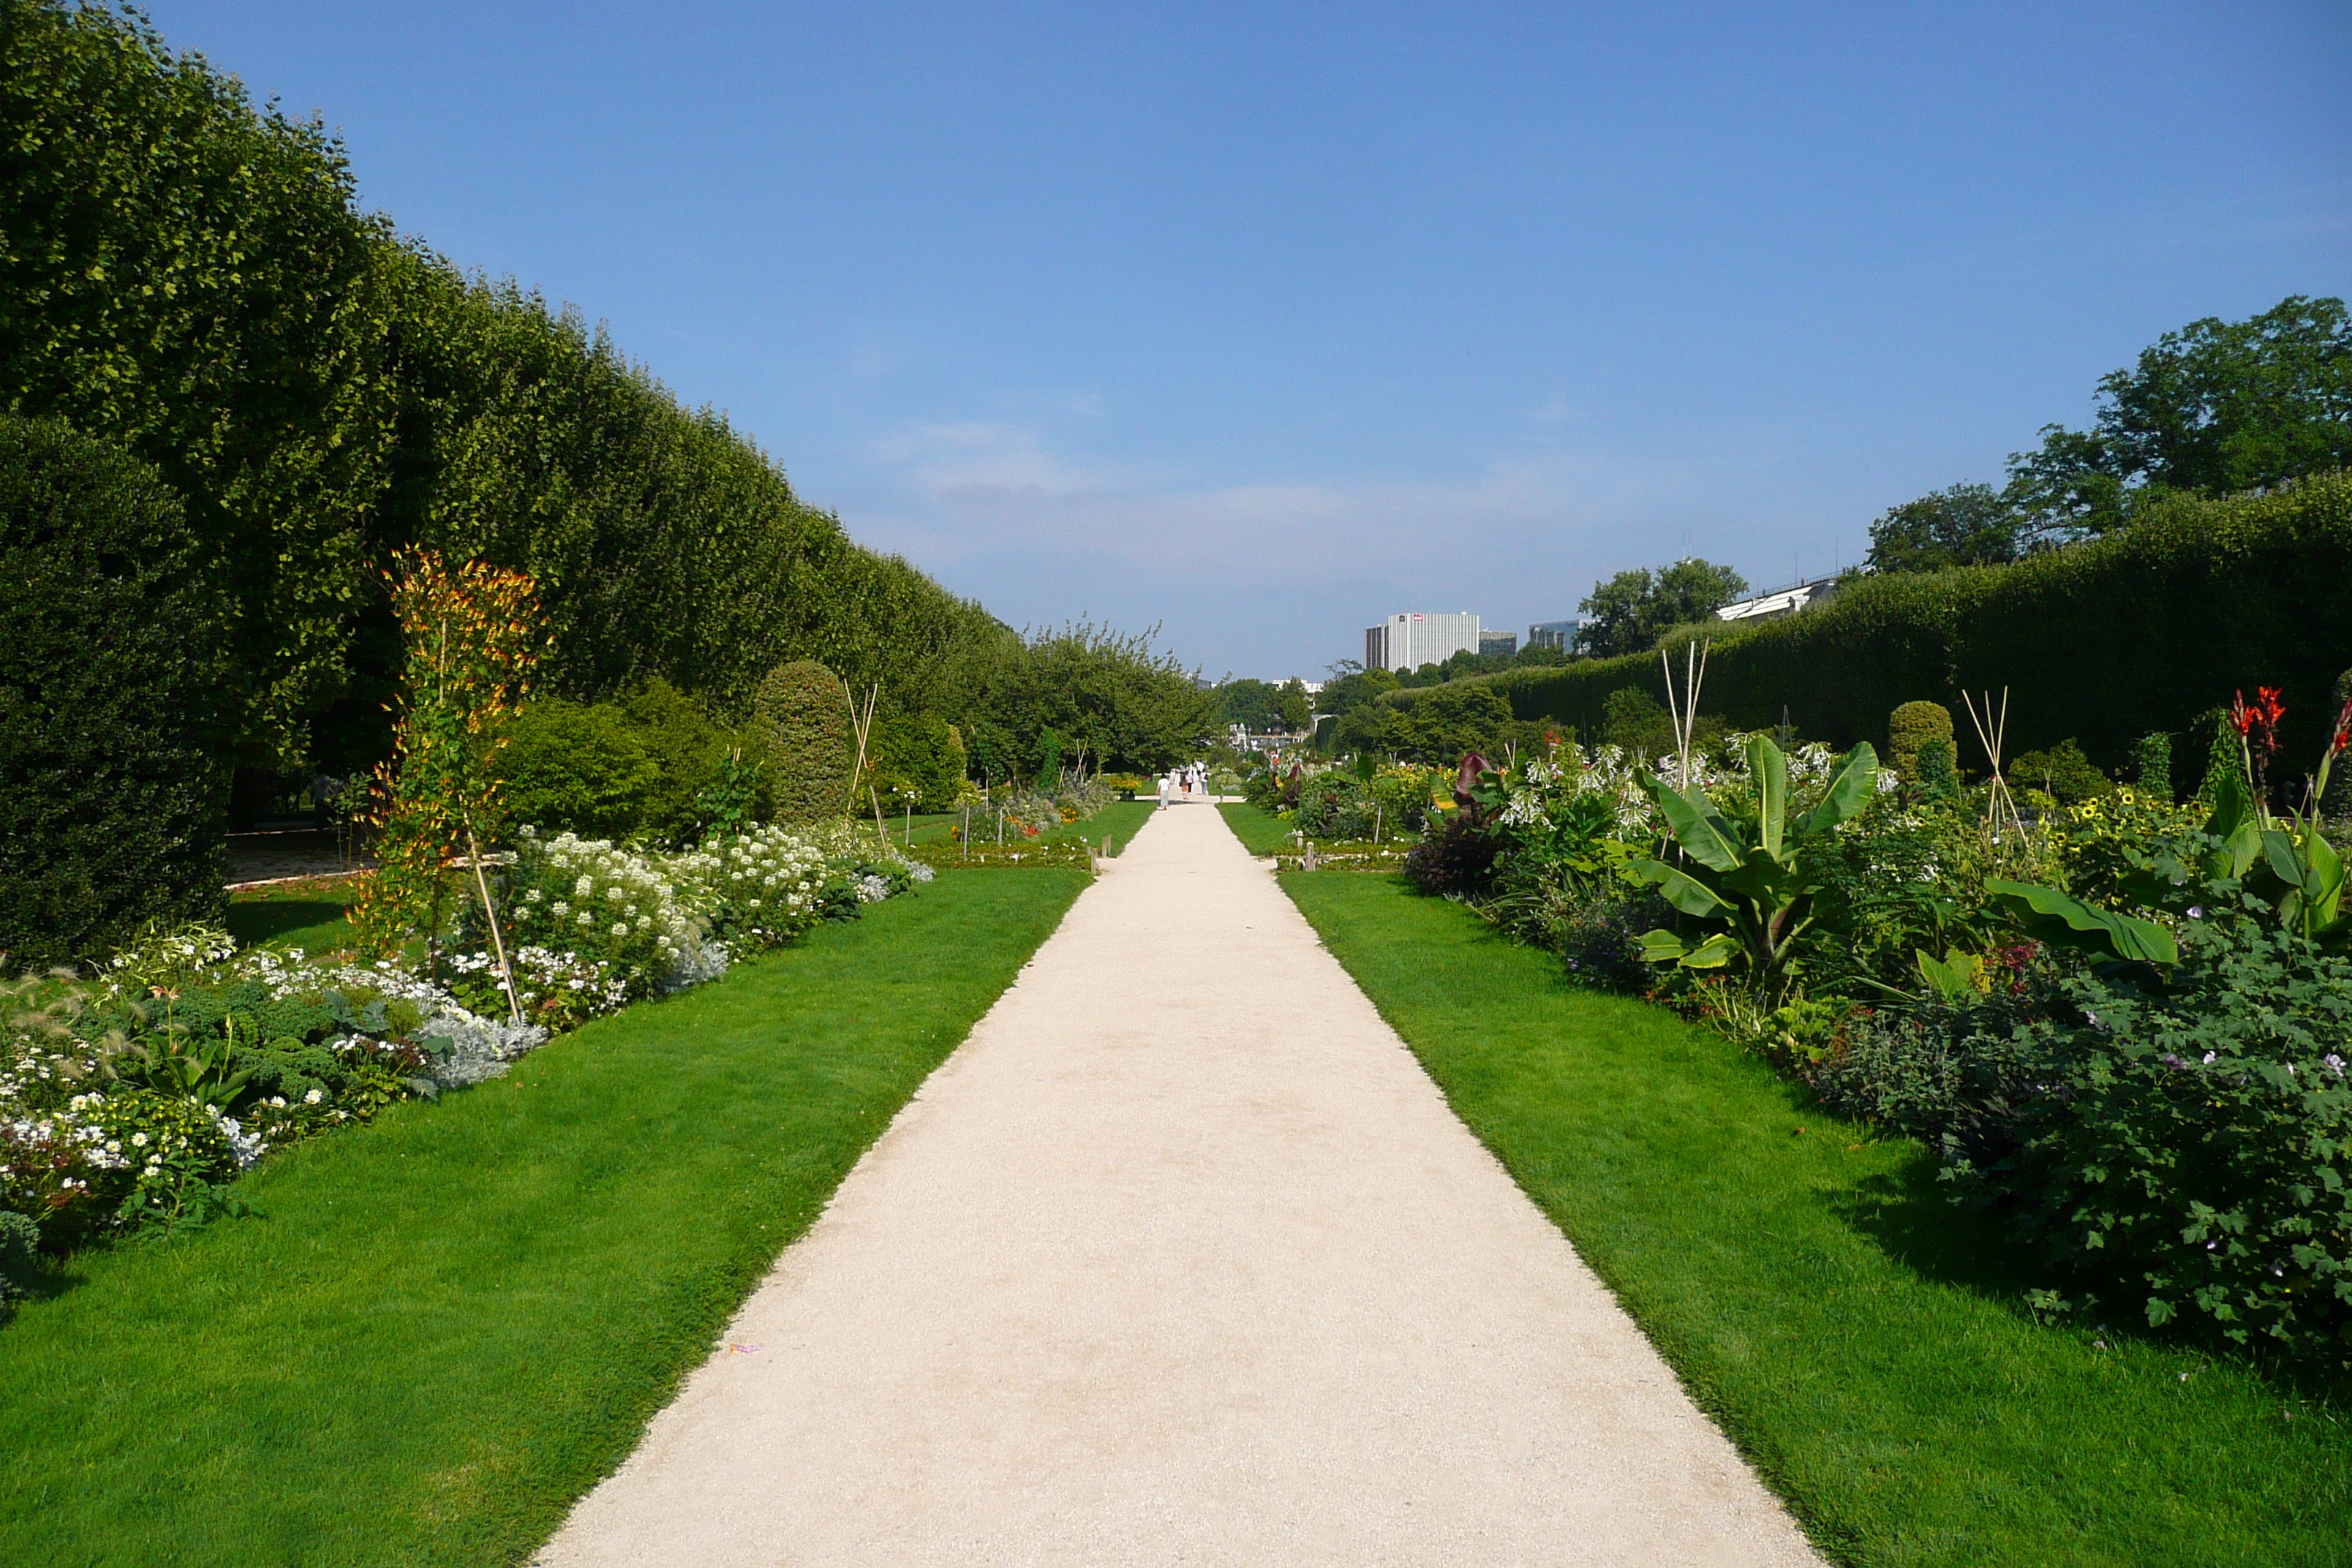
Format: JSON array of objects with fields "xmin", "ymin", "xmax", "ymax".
[{"xmin": 350, "ymin": 550, "xmax": 545, "ymax": 1019}]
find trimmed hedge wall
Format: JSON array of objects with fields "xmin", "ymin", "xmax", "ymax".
[
  {"xmin": 1379, "ymin": 473, "xmax": 2352, "ymax": 774},
  {"xmin": 0, "ymin": 416, "xmax": 232, "ymax": 962}
]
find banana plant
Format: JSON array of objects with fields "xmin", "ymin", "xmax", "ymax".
[{"xmin": 1627, "ymin": 735, "xmax": 1880, "ymax": 988}]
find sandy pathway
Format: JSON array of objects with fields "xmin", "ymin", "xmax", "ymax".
[{"xmin": 536, "ymin": 802, "xmax": 1822, "ymax": 1567}]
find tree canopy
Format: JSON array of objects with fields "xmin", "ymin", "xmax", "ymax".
[
  {"xmin": 1574, "ymin": 559, "xmax": 1749, "ymax": 657},
  {"xmin": 1218, "ymin": 677, "xmax": 1311, "ymax": 734},
  {"xmin": 1869, "ymin": 296, "xmax": 2352, "ymax": 571},
  {"xmin": 0, "ymin": 0, "xmax": 1017, "ymax": 774},
  {"xmin": 1865, "ymin": 483, "xmax": 2027, "ymax": 574}
]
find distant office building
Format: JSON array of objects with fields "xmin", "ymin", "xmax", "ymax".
[
  {"xmin": 1365, "ymin": 611, "xmax": 1480, "ymax": 672},
  {"xmin": 1480, "ymin": 630, "xmax": 1518, "ymax": 658},
  {"xmin": 1526, "ymin": 619, "xmax": 1582, "ymax": 653}
]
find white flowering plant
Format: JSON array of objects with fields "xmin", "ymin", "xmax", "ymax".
[{"xmin": 498, "ymin": 829, "xmax": 715, "ymax": 1000}]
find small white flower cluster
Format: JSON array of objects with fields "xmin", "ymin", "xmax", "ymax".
[
  {"xmin": 508, "ymin": 830, "xmax": 712, "ymax": 995},
  {"xmin": 670, "ymin": 823, "xmax": 832, "ymax": 945}
]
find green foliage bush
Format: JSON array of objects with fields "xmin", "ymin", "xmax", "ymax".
[
  {"xmin": 502, "ymin": 699, "xmax": 664, "ymax": 842},
  {"xmin": 755, "ymin": 663, "xmax": 854, "ymax": 822},
  {"xmin": 2008, "ymin": 739, "xmax": 2113, "ymax": 804},
  {"xmin": 1372, "ymin": 473, "xmax": 2352, "ymax": 775},
  {"xmin": 0, "ymin": 416, "xmax": 231, "ymax": 962},
  {"xmin": 1888, "ymin": 700, "xmax": 1955, "ymax": 780},
  {"xmin": 1966, "ymin": 922, "xmax": 2352, "ymax": 1363},
  {"xmin": 1295, "ymin": 772, "xmax": 1371, "ymax": 840},
  {"xmin": 871, "ymin": 712, "xmax": 968, "ymax": 813}
]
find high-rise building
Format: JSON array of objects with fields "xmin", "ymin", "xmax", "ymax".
[
  {"xmin": 1526, "ymin": 619, "xmax": 1583, "ymax": 653},
  {"xmin": 1364, "ymin": 611, "xmax": 1480, "ymax": 672},
  {"xmin": 1480, "ymin": 631, "xmax": 1518, "ymax": 658}
]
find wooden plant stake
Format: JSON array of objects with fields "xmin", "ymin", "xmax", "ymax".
[{"xmin": 462, "ymin": 817, "xmax": 524, "ymax": 1027}]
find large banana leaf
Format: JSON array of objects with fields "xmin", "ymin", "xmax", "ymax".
[
  {"xmin": 1719, "ymin": 846, "xmax": 1814, "ymax": 905},
  {"xmin": 1637, "ymin": 928, "xmax": 1740, "ymax": 968},
  {"xmin": 1628, "ymin": 857, "xmax": 1735, "ymax": 916},
  {"xmin": 2201, "ymin": 772, "xmax": 2264, "ymax": 879},
  {"xmin": 1986, "ymin": 878, "xmax": 2179, "ymax": 966},
  {"xmin": 1749, "ymin": 734, "xmax": 1789, "ymax": 859},
  {"xmin": 1640, "ymin": 774, "xmax": 1747, "ymax": 871},
  {"xmin": 1790, "ymin": 742, "xmax": 1880, "ymax": 840}
]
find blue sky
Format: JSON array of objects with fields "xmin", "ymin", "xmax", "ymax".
[{"xmin": 147, "ymin": 1, "xmax": 2350, "ymax": 680}]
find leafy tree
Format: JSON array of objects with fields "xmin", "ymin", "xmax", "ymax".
[
  {"xmin": 0, "ymin": 415, "xmax": 232, "ymax": 962},
  {"xmin": 1865, "ymin": 483, "xmax": 2026, "ymax": 573},
  {"xmin": 973, "ymin": 622, "xmax": 1217, "ymax": 773},
  {"xmin": 2005, "ymin": 295, "xmax": 2351, "ymax": 543},
  {"xmin": 1575, "ymin": 559, "xmax": 1749, "ymax": 657},
  {"xmin": 1218, "ymin": 678, "xmax": 1286, "ymax": 734},
  {"xmin": 1276, "ymin": 679, "xmax": 1313, "ymax": 731},
  {"xmin": 0, "ymin": 0, "xmax": 398, "ymax": 765},
  {"xmin": 1, "ymin": 0, "xmax": 1025, "ymax": 777},
  {"xmin": 1313, "ymin": 665, "xmax": 1398, "ymax": 736},
  {"xmin": 871, "ymin": 712, "xmax": 968, "ymax": 813},
  {"xmin": 350, "ymin": 550, "xmax": 542, "ymax": 978}
]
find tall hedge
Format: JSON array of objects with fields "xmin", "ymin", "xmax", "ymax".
[
  {"xmin": 753, "ymin": 663, "xmax": 855, "ymax": 823},
  {"xmin": 1378, "ymin": 474, "xmax": 2352, "ymax": 773},
  {"xmin": 0, "ymin": 416, "xmax": 231, "ymax": 962},
  {"xmin": 1, "ymin": 0, "xmax": 1017, "ymax": 774}
]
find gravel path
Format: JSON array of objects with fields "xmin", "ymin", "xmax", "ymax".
[{"xmin": 535, "ymin": 802, "xmax": 1823, "ymax": 1567}]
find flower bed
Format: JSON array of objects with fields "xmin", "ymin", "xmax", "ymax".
[
  {"xmin": 1, "ymin": 819, "xmax": 936, "ymax": 1308},
  {"xmin": 1342, "ymin": 692, "xmax": 2352, "ymax": 1371}
]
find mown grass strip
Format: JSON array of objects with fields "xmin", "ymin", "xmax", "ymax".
[
  {"xmin": 1217, "ymin": 800, "xmax": 1294, "ymax": 854},
  {"xmin": 0, "ymin": 870, "xmax": 1086, "ymax": 1567},
  {"xmin": 1279, "ymin": 871, "xmax": 2352, "ymax": 1568}
]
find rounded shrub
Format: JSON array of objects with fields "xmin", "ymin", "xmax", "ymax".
[
  {"xmin": 0, "ymin": 415, "xmax": 231, "ymax": 963},
  {"xmin": 1888, "ymin": 700, "xmax": 1956, "ymax": 780},
  {"xmin": 502, "ymin": 698, "xmax": 663, "ymax": 840},
  {"xmin": 753, "ymin": 661, "xmax": 854, "ymax": 822}
]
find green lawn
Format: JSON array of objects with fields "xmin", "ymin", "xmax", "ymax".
[
  {"xmin": 0, "ymin": 870, "xmax": 1087, "ymax": 1567},
  {"xmin": 943, "ymin": 799, "xmax": 1156, "ymax": 856},
  {"xmin": 1217, "ymin": 800, "xmax": 1295, "ymax": 854},
  {"xmin": 1278, "ymin": 872, "xmax": 2352, "ymax": 1568},
  {"xmin": 225, "ymin": 880, "xmax": 359, "ymax": 954}
]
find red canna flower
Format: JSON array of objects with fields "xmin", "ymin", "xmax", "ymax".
[
  {"xmin": 2332, "ymin": 698, "xmax": 2351, "ymax": 758},
  {"xmin": 2231, "ymin": 690, "xmax": 2255, "ymax": 738}
]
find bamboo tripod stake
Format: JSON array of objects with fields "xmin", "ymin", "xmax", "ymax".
[{"xmin": 1961, "ymin": 688, "xmax": 2029, "ymax": 845}]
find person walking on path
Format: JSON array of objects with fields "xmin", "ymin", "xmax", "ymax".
[{"xmin": 536, "ymin": 803, "xmax": 1823, "ymax": 1568}]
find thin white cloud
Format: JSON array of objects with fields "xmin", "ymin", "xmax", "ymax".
[{"xmin": 861, "ymin": 418, "xmax": 1708, "ymax": 583}]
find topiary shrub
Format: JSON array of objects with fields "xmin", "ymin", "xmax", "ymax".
[
  {"xmin": 2008, "ymin": 738, "xmax": 2114, "ymax": 804},
  {"xmin": 1888, "ymin": 700, "xmax": 1955, "ymax": 780},
  {"xmin": 753, "ymin": 661, "xmax": 854, "ymax": 821},
  {"xmin": 1599, "ymin": 687, "xmax": 1673, "ymax": 756},
  {"xmin": 0, "ymin": 416, "xmax": 231, "ymax": 963}
]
